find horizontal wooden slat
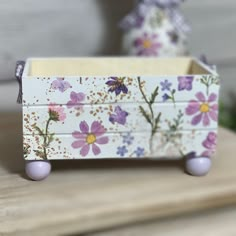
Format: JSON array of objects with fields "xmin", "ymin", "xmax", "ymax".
[
  {"xmin": 23, "ymin": 130, "xmax": 216, "ymax": 160},
  {"xmin": 23, "ymin": 102, "xmax": 218, "ymax": 135},
  {"xmin": 22, "ymin": 75, "xmax": 219, "ymax": 105}
]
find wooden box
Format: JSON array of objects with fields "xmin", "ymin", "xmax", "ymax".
[{"xmin": 18, "ymin": 57, "xmax": 220, "ymax": 179}]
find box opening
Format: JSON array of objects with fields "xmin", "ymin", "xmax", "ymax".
[{"xmin": 26, "ymin": 57, "xmax": 211, "ymax": 77}]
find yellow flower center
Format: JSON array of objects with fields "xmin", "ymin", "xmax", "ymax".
[
  {"xmin": 86, "ymin": 133, "xmax": 96, "ymax": 144},
  {"xmin": 142, "ymin": 40, "xmax": 152, "ymax": 49},
  {"xmin": 200, "ymin": 103, "xmax": 210, "ymax": 113}
]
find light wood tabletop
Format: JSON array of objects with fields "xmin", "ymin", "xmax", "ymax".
[{"xmin": 0, "ymin": 113, "xmax": 236, "ymax": 235}]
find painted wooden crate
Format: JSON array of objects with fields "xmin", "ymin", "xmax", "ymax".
[{"xmin": 18, "ymin": 57, "xmax": 220, "ymax": 179}]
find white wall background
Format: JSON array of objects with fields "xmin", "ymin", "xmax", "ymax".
[{"xmin": 0, "ymin": 0, "xmax": 235, "ymax": 111}]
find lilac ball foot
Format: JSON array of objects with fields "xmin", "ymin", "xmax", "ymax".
[
  {"xmin": 186, "ymin": 157, "xmax": 212, "ymax": 176},
  {"xmin": 25, "ymin": 161, "xmax": 51, "ymax": 181}
]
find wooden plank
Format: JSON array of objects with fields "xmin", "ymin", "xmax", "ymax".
[
  {"xmin": 0, "ymin": 113, "xmax": 236, "ymax": 235},
  {"xmin": 90, "ymin": 206, "xmax": 236, "ymax": 236}
]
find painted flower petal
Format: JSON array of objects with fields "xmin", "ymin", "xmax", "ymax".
[
  {"xmin": 67, "ymin": 100, "xmax": 75, "ymax": 108},
  {"xmin": 71, "ymin": 140, "xmax": 86, "ymax": 149},
  {"xmin": 70, "ymin": 91, "xmax": 78, "ymax": 102},
  {"xmin": 203, "ymin": 113, "xmax": 210, "ymax": 126},
  {"xmin": 96, "ymin": 136, "xmax": 109, "ymax": 145},
  {"xmin": 80, "ymin": 144, "xmax": 90, "ymax": 157},
  {"xmin": 211, "ymin": 104, "xmax": 218, "ymax": 111},
  {"xmin": 72, "ymin": 131, "xmax": 86, "ymax": 139},
  {"xmin": 196, "ymin": 92, "xmax": 206, "ymax": 102},
  {"xmin": 80, "ymin": 121, "xmax": 89, "ymax": 133},
  {"xmin": 77, "ymin": 92, "xmax": 85, "ymax": 102},
  {"xmin": 91, "ymin": 121, "xmax": 105, "ymax": 135},
  {"xmin": 191, "ymin": 113, "xmax": 202, "ymax": 125},
  {"xmin": 92, "ymin": 143, "xmax": 101, "ymax": 155},
  {"xmin": 209, "ymin": 110, "xmax": 218, "ymax": 121},
  {"xmin": 186, "ymin": 102, "xmax": 199, "ymax": 115},
  {"xmin": 208, "ymin": 93, "xmax": 217, "ymax": 102}
]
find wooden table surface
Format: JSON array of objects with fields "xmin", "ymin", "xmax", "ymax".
[{"xmin": 0, "ymin": 113, "xmax": 236, "ymax": 235}]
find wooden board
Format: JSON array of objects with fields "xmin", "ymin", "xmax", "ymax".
[
  {"xmin": 0, "ymin": 113, "xmax": 236, "ymax": 235},
  {"xmin": 91, "ymin": 206, "xmax": 236, "ymax": 236}
]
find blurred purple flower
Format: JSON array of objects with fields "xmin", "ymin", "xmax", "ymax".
[
  {"xmin": 134, "ymin": 33, "xmax": 162, "ymax": 56},
  {"xmin": 202, "ymin": 132, "xmax": 217, "ymax": 157}
]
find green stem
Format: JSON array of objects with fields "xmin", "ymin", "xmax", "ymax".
[
  {"xmin": 137, "ymin": 77, "xmax": 154, "ymax": 123},
  {"xmin": 43, "ymin": 118, "xmax": 52, "ymax": 160},
  {"xmin": 138, "ymin": 77, "xmax": 157, "ymax": 153}
]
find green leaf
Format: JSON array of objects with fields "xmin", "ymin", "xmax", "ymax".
[
  {"xmin": 47, "ymin": 133, "xmax": 55, "ymax": 146},
  {"xmin": 150, "ymin": 86, "xmax": 159, "ymax": 104},
  {"xmin": 139, "ymin": 106, "xmax": 152, "ymax": 124},
  {"xmin": 33, "ymin": 125, "xmax": 44, "ymax": 135},
  {"xmin": 153, "ymin": 113, "xmax": 161, "ymax": 134}
]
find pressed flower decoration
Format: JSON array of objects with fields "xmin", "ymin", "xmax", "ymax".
[
  {"xmin": 32, "ymin": 103, "xmax": 66, "ymax": 160},
  {"xmin": 109, "ymin": 106, "xmax": 129, "ymax": 125},
  {"xmin": 178, "ymin": 76, "xmax": 194, "ymax": 91},
  {"xmin": 67, "ymin": 91, "xmax": 85, "ymax": 110},
  {"xmin": 51, "ymin": 78, "xmax": 71, "ymax": 92},
  {"xmin": 106, "ymin": 77, "xmax": 128, "ymax": 96},
  {"xmin": 134, "ymin": 33, "xmax": 162, "ymax": 56},
  {"xmin": 72, "ymin": 121, "xmax": 109, "ymax": 157},
  {"xmin": 186, "ymin": 92, "xmax": 218, "ymax": 126}
]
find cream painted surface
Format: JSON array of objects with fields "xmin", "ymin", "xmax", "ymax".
[{"xmin": 27, "ymin": 57, "xmax": 208, "ymax": 76}]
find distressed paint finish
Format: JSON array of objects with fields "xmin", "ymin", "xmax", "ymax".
[{"xmin": 22, "ymin": 59, "xmax": 220, "ymax": 160}]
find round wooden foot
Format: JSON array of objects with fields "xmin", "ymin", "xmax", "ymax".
[
  {"xmin": 25, "ymin": 160, "xmax": 51, "ymax": 181},
  {"xmin": 186, "ymin": 157, "xmax": 212, "ymax": 176}
]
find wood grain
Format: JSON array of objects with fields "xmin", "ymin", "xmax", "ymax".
[
  {"xmin": 0, "ymin": 113, "xmax": 236, "ymax": 235},
  {"xmin": 91, "ymin": 206, "xmax": 236, "ymax": 236}
]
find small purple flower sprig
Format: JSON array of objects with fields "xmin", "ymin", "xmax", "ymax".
[
  {"xmin": 160, "ymin": 79, "xmax": 176, "ymax": 106},
  {"xmin": 116, "ymin": 132, "xmax": 145, "ymax": 158}
]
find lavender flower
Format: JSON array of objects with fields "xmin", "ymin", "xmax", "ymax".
[{"xmin": 109, "ymin": 106, "xmax": 129, "ymax": 125}]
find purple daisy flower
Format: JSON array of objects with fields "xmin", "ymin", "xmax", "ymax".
[
  {"xmin": 186, "ymin": 92, "xmax": 218, "ymax": 126},
  {"xmin": 106, "ymin": 77, "xmax": 128, "ymax": 96},
  {"xmin": 109, "ymin": 106, "xmax": 129, "ymax": 125},
  {"xmin": 71, "ymin": 121, "xmax": 109, "ymax": 157},
  {"xmin": 160, "ymin": 80, "xmax": 172, "ymax": 91},
  {"xmin": 134, "ymin": 32, "xmax": 162, "ymax": 56},
  {"xmin": 178, "ymin": 76, "xmax": 194, "ymax": 91}
]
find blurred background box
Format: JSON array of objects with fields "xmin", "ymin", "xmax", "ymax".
[{"xmin": 0, "ymin": 0, "xmax": 236, "ymax": 111}]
